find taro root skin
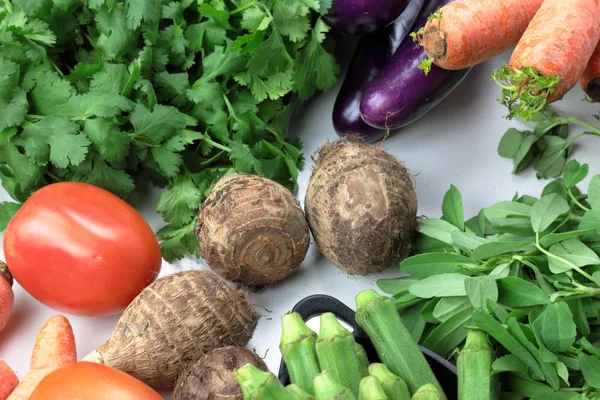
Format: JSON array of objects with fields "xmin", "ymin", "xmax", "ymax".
[
  {"xmin": 172, "ymin": 346, "xmax": 268, "ymax": 400},
  {"xmin": 196, "ymin": 174, "xmax": 310, "ymax": 286},
  {"xmin": 305, "ymin": 139, "xmax": 418, "ymax": 275}
]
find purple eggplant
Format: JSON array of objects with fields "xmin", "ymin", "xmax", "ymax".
[
  {"xmin": 324, "ymin": 0, "xmax": 410, "ymax": 35},
  {"xmin": 332, "ymin": 0, "xmax": 426, "ymax": 142},
  {"xmin": 359, "ymin": 0, "xmax": 472, "ymax": 130}
]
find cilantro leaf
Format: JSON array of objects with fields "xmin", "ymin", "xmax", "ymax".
[
  {"xmin": 0, "ymin": 202, "xmax": 22, "ymax": 231},
  {"xmin": 22, "ymin": 116, "xmax": 79, "ymax": 165},
  {"xmin": 246, "ymin": 30, "xmax": 289, "ymax": 77},
  {"xmin": 156, "ymin": 174, "xmax": 201, "ymax": 226},
  {"xmin": 85, "ymin": 157, "xmax": 135, "ymax": 197},
  {"xmin": 83, "ymin": 118, "xmax": 130, "ymax": 163},
  {"xmin": 130, "ymin": 104, "xmax": 195, "ymax": 145},
  {"xmin": 241, "ymin": 7, "xmax": 272, "ymax": 31},
  {"xmin": 57, "ymin": 92, "xmax": 134, "ymax": 119},
  {"xmin": 157, "ymin": 220, "xmax": 200, "ymax": 261},
  {"xmin": 48, "ymin": 132, "xmax": 92, "ymax": 169},
  {"xmin": 29, "ymin": 71, "xmax": 74, "ymax": 115},
  {"xmin": 95, "ymin": 7, "xmax": 138, "ymax": 60},
  {"xmin": 293, "ymin": 18, "xmax": 339, "ymax": 99},
  {"xmin": 185, "ymin": 21, "xmax": 227, "ymax": 51},
  {"xmin": 273, "ymin": 0, "xmax": 310, "ymax": 42},
  {"xmin": 124, "ymin": 0, "xmax": 161, "ymax": 29},
  {"xmin": 0, "ymin": 89, "xmax": 28, "ymax": 131},
  {"xmin": 90, "ymin": 63, "xmax": 129, "ymax": 94}
]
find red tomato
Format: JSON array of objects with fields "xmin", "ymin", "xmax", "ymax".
[
  {"xmin": 4, "ymin": 182, "xmax": 162, "ymax": 316},
  {"xmin": 29, "ymin": 362, "xmax": 163, "ymax": 400}
]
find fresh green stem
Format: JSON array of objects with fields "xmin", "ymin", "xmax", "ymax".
[
  {"xmin": 234, "ymin": 364, "xmax": 291, "ymax": 400},
  {"xmin": 230, "ymin": 1, "xmax": 257, "ymax": 15},
  {"xmin": 223, "ymin": 93, "xmax": 237, "ymax": 120},
  {"xmin": 45, "ymin": 171, "xmax": 63, "ymax": 182},
  {"xmin": 313, "ymin": 371, "xmax": 356, "ymax": 400},
  {"xmin": 568, "ymin": 189, "xmax": 591, "ymax": 212},
  {"xmin": 3, "ymin": 0, "xmax": 12, "ymax": 13},
  {"xmin": 358, "ymin": 376, "xmax": 389, "ymax": 400},
  {"xmin": 535, "ymin": 235, "xmax": 595, "ymax": 282}
]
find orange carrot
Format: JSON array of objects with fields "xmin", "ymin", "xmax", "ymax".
[
  {"xmin": 581, "ymin": 41, "xmax": 600, "ymax": 102},
  {"xmin": 493, "ymin": 0, "xmax": 600, "ymax": 120},
  {"xmin": 7, "ymin": 315, "xmax": 76, "ymax": 400},
  {"xmin": 417, "ymin": 0, "xmax": 544, "ymax": 71},
  {"xmin": 0, "ymin": 262, "xmax": 14, "ymax": 333},
  {"xmin": 0, "ymin": 360, "xmax": 18, "ymax": 400}
]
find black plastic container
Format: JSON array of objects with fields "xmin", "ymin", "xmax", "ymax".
[{"xmin": 278, "ymin": 294, "xmax": 458, "ymax": 399}]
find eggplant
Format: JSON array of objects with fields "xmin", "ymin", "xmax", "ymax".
[
  {"xmin": 324, "ymin": 0, "xmax": 410, "ymax": 35},
  {"xmin": 332, "ymin": 0, "xmax": 426, "ymax": 143},
  {"xmin": 359, "ymin": 0, "xmax": 472, "ymax": 130}
]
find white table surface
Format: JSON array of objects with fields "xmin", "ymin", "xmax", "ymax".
[{"xmin": 1, "ymin": 41, "xmax": 599, "ymax": 398}]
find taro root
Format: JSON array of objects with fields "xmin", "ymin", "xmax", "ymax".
[
  {"xmin": 172, "ymin": 346, "xmax": 268, "ymax": 400},
  {"xmin": 304, "ymin": 138, "xmax": 418, "ymax": 275},
  {"xmin": 195, "ymin": 173, "xmax": 310, "ymax": 286},
  {"xmin": 82, "ymin": 271, "xmax": 260, "ymax": 388}
]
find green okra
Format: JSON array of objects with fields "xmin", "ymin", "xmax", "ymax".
[
  {"xmin": 316, "ymin": 312, "xmax": 367, "ymax": 397},
  {"xmin": 287, "ymin": 384, "xmax": 316, "ymax": 400},
  {"xmin": 355, "ymin": 290, "xmax": 445, "ymax": 399},
  {"xmin": 457, "ymin": 330, "xmax": 498, "ymax": 400},
  {"xmin": 313, "ymin": 371, "xmax": 357, "ymax": 400},
  {"xmin": 280, "ymin": 312, "xmax": 321, "ymax": 395},
  {"xmin": 355, "ymin": 342, "xmax": 369, "ymax": 377},
  {"xmin": 234, "ymin": 363, "xmax": 292, "ymax": 400},
  {"xmin": 411, "ymin": 384, "xmax": 445, "ymax": 400},
  {"xmin": 368, "ymin": 363, "xmax": 411, "ymax": 400},
  {"xmin": 358, "ymin": 376, "xmax": 390, "ymax": 400}
]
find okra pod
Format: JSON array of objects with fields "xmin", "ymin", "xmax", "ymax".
[
  {"xmin": 368, "ymin": 363, "xmax": 410, "ymax": 400},
  {"xmin": 234, "ymin": 363, "xmax": 292, "ymax": 400},
  {"xmin": 457, "ymin": 329, "xmax": 498, "ymax": 400},
  {"xmin": 355, "ymin": 342, "xmax": 369, "ymax": 377},
  {"xmin": 355, "ymin": 290, "xmax": 445, "ymax": 398},
  {"xmin": 316, "ymin": 312, "xmax": 367, "ymax": 397},
  {"xmin": 313, "ymin": 371, "xmax": 357, "ymax": 400},
  {"xmin": 411, "ymin": 384, "xmax": 445, "ymax": 400},
  {"xmin": 280, "ymin": 312, "xmax": 321, "ymax": 395},
  {"xmin": 287, "ymin": 384, "xmax": 316, "ymax": 400},
  {"xmin": 358, "ymin": 376, "xmax": 390, "ymax": 400}
]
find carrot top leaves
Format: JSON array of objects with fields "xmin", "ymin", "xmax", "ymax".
[
  {"xmin": 418, "ymin": 58, "xmax": 435, "ymax": 75},
  {"xmin": 492, "ymin": 63, "xmax": 561, "ymax": 121}
]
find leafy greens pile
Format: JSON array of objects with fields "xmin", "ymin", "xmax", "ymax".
[
  {"xmin": 0, "ymin": 0, "xmax": 339, "ymax": 261},
  {"xmin": 379, "ymin": 160, "xmax": 600, "ymax": 399}
]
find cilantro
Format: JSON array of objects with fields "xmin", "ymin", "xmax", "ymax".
[{"xmin": 0, "ymin": 0, "xmax": 339, "ymax": 261}]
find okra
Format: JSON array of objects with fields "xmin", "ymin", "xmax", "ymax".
[
  {"xmin": 355, "ymin": 342, "xmax": 369, "ymax": 377},
  {"xmin": 355, "ymin": 290, "xmax": 445, "ymax": 398},
  {"xmin": 368, "ymin": 363, "xmax": 410, "ymax": 400},
  {"xmin": 457, "ymin": 329, "xmax": 498, "ymax": 400},
  {"xmin": 280, "ymin": 312, "xmax": 321, "ymax": 395},
  {"xmin": 313, "ymin": 371, "xmax": 357, "ymax": 400},
  {"xmin": 287, "ymin": 384, "xmax": 316, "ymax": 400},
  {"xmin": 411, "ymin": 384, "xmax": 445, "ymax": 400},
  {"xmin": 316, "ymin": 312, "xmax": 367, "ymax": 397},
  {"xmin": 234, "ymin": 363, "xmax": 292, "ymax": 400},
  {"xmin": 358, "ymin": 376, "xmax": 390, "ymax": 400}
]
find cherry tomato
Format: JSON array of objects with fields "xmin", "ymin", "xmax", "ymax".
[
  {"xmin": 29, "ymin": 362, "xmax": 163, "ymax": 400},
  {"xmin": 4, "ymin": 182, "xmax": 162, "ymax": 316}
]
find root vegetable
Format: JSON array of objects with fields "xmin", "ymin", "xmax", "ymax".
[
  {"xmin": 83, "ymin": 270, "xmax": 260, "ymax": 388},
  {"xmin": 0, "ymin": 262, "xmax": 13, "ymax": 333},
  {"xmin": 582, "ymin": 43, "xmax": 600, "ymax": 102},
  {"xmin": 196, "ymin": 174, "xmax": 310, "ymax": 286},
  {"xmin": 493, "ymin": 0, "xmax": 600, "ymax": 120},
  {"xmin": 0, "ymin": 360, "xmax": 18, "ymax": 400},
  {"xmin": 172, "ymin": 346, "xmax": 268, "ymax": 400},
  {"xmin": 304, "ymin": 138, "xmax": 418, "ymax": 275},
  {"xmin": 8, "ymin": 315, "xmax": 76, "ymax": 400},
  {"xmin": 417, "ymin": 0, "xmax": 544, "ymax": 71}
]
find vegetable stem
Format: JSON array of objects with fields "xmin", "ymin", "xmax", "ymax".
[
  {"xmin": 313, "ymin": 371, "xmax": 356, "ymax": 400},
  {"xmin": 234, "ymin": 363, "xmax": 291, "ymax": 400},
  {"xmin": 567, "ymin": 189, "xmax": 590, "ymax": 212},
  {"xmin": 358, "ymin": 376, "xmax": 389, "ymax": 400},
  {"xmin": 368, "ymin": 363, "xmax": 411, "ymax": 400}
]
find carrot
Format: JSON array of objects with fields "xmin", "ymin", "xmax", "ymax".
[
  {"xmin": 493, "ymin": 0, "xmax": 600, "ymax": 120},
  {"xmin": 0, "ymin": 262, "xmax": 14, "ymax": 333},
  {"xmin": 581, "ymin": 41, "xmax": 600, "ymax": 102},
  {"xmin": 0, "ymin": 360, "xmax": 18, "ymax": 400},
  {"xmin": 416, "ymin": 0, "xmax": 544, "ymax": 72},
  {"xmin": 7, "ymin": 315, "xmax": 76, "ymax": 400}
]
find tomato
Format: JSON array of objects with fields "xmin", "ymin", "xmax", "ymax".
[
  {"xmin": 4, "ymin": 182, "xmax": 162, "ymax": 316},
  {"xmin": 29, "ymin": 362, "xmax": 163, "ymax": 400}
]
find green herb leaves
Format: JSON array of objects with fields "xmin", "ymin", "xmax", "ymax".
[
  {"xmin": 383, "ymin": 172, "xmax": 600, "ymax": 397},
  {"xmin": 0, "ymin": 0, "xmax": 339, "ymax": 261}
]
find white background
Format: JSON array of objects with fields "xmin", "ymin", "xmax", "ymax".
[{"xmin": 1, "ymin": 38, "xmax": 599, "ymax": 398}]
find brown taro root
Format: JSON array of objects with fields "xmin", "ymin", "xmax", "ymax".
[
  {"xmin": 82, "ymin": 271, "xmax": 260, "ymax": 388},
  {"xmin": 304, "ymin": 138, "xmax": 418, "ymax": 275},
  {"xmin": 195, "ymin": 173, "xmax": 310, "ymax": 286},
  {"xmin": 172, "ymin": 346, "xmax": 268, "ymax": 400}
]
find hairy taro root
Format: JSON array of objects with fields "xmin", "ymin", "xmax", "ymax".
[
  {"xmin": 172, "ymin": 346, "xmax": 268, "ymax": 400},
  {"xmin": 196, "ymin": 173, "xmax": 310, "ymax": 286},
  {"xmin": 304, "ymin": 138, "xmax": 418, "ymax": 275},
  {"xmin": 83, "ymin": 271, "xmax": 260, "ymax": 388}
]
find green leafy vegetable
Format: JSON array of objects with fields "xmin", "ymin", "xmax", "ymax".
[{"xmin": 0, "ymin": 0, "xmax": 339, "ymax": 261}]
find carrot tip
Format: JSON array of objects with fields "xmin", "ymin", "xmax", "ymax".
[
  {"xmin": 492, "ymin": 63, "xmax": 561, "ymax": 122},
  {"xmin": 418, "ymin": 57, "xmax": 434, "ymax": 75}
]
